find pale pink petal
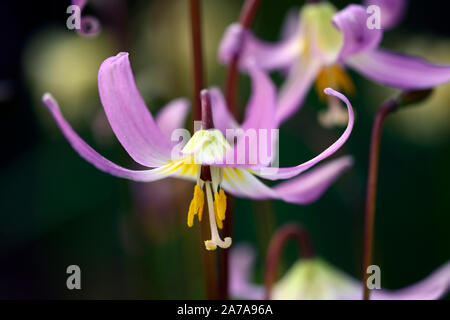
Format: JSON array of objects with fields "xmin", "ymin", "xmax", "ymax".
[
  {"xmin": 218, "ymin": 23, "xmax": 300, "ymax": 71},
  {"xmin": 333, "ymin": 5, "xmax": 383, "ymax": 60},
  {"xmin": 276, "ymin": 59, "xmax": 322, "ymax": 125},
  {"xmin": 155, "ymin": 98, "xmax": 190, "ymax": 139},
  {"xmin": 346, "ymin": 49, "xmax": 450, "ymax": 89},
  {"xmin": 256, "ymin": 88, "xmax": 354, "ymax": 180},
  {"xmin": 210, "ymin": 87, "xmax": 239, "ymax": 135},
  {"xmin": 222, "ymin": 156, "xmax": 352, "ymax": 205},
  {"xmin": 42, "ymin": 93, "xmax": 174, "ymax": 182},
  {"xmin": 370, "ymin": 261, "xmax": 450, "ymax": 300},
  {"xmin": 98, "ymin": 52, "xmax": 172, "ymax": 167},
  {"xmin": 273, "ymin": 156, "xmax": 353, "ymax": 204},
  {"xmin": 230, "ymin": 244, "xmax": 265, "ymax": 300},
  {"xmin": 364, "ymin": 0, "xmax": 407, "ymax": 30}
]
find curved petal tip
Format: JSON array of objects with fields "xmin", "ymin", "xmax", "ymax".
[{"xmin": 42, "ymin": 93, "xmax": 59, "ymax": 111}]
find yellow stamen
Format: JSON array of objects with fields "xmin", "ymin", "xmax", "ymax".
[
  {"xmin": 315, "ymin": 65, "xmax": 355, "ymax": 100},
  {"xmin": 214, "ymin": 190, "xmax": 227, "ymax": 221},
  {"xmin": 215, "ymin": 209, "xmax": 223, "ymax": 229},
  {"xmin": 204, "ymin": 182, "xmax": 232, "ymax": 250},
  {"xmin": 187, "ymin": 185, "xmax": 204, "ymax": 227}
]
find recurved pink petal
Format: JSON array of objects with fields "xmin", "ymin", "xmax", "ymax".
[
  {"xmin": 370, "ymin": 261, "xmax": 450, "ymax": 300},
  {"xmin": 98, "ymin": 52, "xmax": 172, "ymax": 167},
  {"xmin": 273, "ymin": 156, "xmax": 353, "ymax": 204},
  {"xmin": 230, "ymin": 244, "xmax": 265, "ymax": 300},
  {"xmin": 333, "ymin": 5, "xmax": 383, "ymax": 60},
  {"xmin": 346, "ymin": 48, "xmax": 450, "ymax": 89},
  {"xmin": 218, "ymin": 23, "xmax": 300, "ymax": 71},
  {"xmin": 256, "ymin": 88, "xmax": 354, "ymax": 180},
  {"xmin": 210, "ymin": 87, "xmax": 239, "ymax": 135},
  {"xmin": 364, "ymin": 0, "xmax": 407, "ymax": 30},
  {"xmin": 276, "ymin": 58, "xmax": 322, "ymax": 125},
  {"xmin": 221, "ymin": 156, "xmax": 352, "ymax": 205},
  {"xmin": 42, "ymin": 93, "xmax": 175, "ymax": 182},
  {"xmin": 156, "ymin": 98, "xmax": 190, "ymax": 139},
  {"xmin": 242, "ymin": 64, "xmax": 277, "ymax": 131},
  {"xmin": 71, "ymin": 0, "xmax": 101, "ymax": 37}
]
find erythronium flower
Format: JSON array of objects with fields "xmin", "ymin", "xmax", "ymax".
[
  {"xmin": 71, "ymin": 0, "xmax": 101, "ymax": 37},
  {"xmin": 42, "ymin": 52, "xmax": 355, "ymax": 250},
  {"xmin": 219, "ymin": 2, "xmax": 450, "ymax": 127},
  {"xmin": 230, "ymin": 245, "xmax": 450, "ymax": 300}
]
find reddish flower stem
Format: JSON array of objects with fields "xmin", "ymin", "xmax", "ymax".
[
  {"xmin": 362, "ymin": 98, "xmax": 398, "ymax": 300},
  {"xmin": 200, "ymin": 91, "xmax": 212, "ymax": 181},
  {"xmin": 190, "ymin": 0, "xmax": 205, "ymax": 122},
  {"xmin": 189, "ymin": 0, "xmax": 217, "ymax": 300},
  {"xmin": 264, "ymin": 224, "xmax": 315, "ymax": 299},
  {"xmin": 220, "ymin": 0, "xmax": 262, "ymax": 300},
  {"xmin": 224, "ymin": 0, "xmax": 262, "ymax": 116}
]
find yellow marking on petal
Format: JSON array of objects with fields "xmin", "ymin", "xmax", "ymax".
[
  {"xmin": 187, "ymin": 185, "xmax": 204, "ymax": 227},
  {"xmin": 179, "ymin": 163, "xmax": 197, "ymax": 177},
  {"xmin": 315, "ymin": 65, "xmax": 355, "ymax": 100},
  {"xmin": 231, "ymin": 168, "xmax": 244, "ymax": 181},
  {"xmin": 161, "ymin": 160, "xmax": 185, "ymax": 175},
  {"xmin": 223, "ymin": 169, "xmax": 230, "ymax": 181}
]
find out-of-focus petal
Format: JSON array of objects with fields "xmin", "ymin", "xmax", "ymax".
[
  {"xmin": 156, "ymin": 98, "xmax": 190, "ymax": 139},
  {"xmin": 221, "ymin": 156, "xmax": 352, "ymax": 205},
  {"xmin": 218, "ymin": 23, "xmax": 300, "ymax": 71},
  {"xmin": 276, "ymin": 58, "xmax": 322, "ymax": 124},
  {"xmin": 214, "ymin": 65, "xmax": 278, "ymax": 168},
  {"xmin": 257, "ymin": 88, "xmax": 354, "ymax": 180},
  {"xmin": 230, "ymin": 244, "xmax": 265, "ymax": 300},
  {"xmin": 364, "ymin": 0, "xmax": 407, "ymax": 30},
  {"xmin": 71, "ymin": 0, "xmax": 101, "ymax": 37},
  {"xmin": 98, "ymin": 52, "xmax": 172, "ymax": 167},
  {"xmin": 42, "ymin": 93, "xmax": 176, "ymax": 182},
  {"xmin": 346, "ymin": 49, "xmax": 450, "ymax": 89},
  {"xmin": 333, "ymin": 5, "xmax": 383, "ymax": 60},
  {"xmin": 370, "ymin": 261, "xmax": 450, "ymax": 300},
  {"xmin": 210, "ymin": 87, "xmax": 239, "ymax": 135},
  {"xmin": 242, "ymin": 64, "xmax": 277, "ymax": 131},
  {"xmin": 272, "ymin": 259, "xmax": 361, "ymax": 300},
  {"xmin": 281, "ymin": 9, "xmax": 301, "ymax": 41},
  {"xmin": 273, "ymin": 156, "xmax": 353, "ymax": 204}
]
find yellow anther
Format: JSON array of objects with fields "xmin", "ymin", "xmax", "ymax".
[
  {"xmin": 187, "ymin": 185, "xmax": 204, "ymax": 227},
  {"xmin": 315, "ymin": 65, "xmax": 355, "ymax": 100},
  {"xmin": 214, "ymin": 190, "xmax": 227, "ymax": 221},
  {"xmin": 215, "ymin": 210, "xmax": 223, "ymax": 229}
]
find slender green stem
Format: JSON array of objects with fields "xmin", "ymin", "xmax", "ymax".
[
  {"xmin": 362, "ymin": 98, "xmax": 398, "ymax": 300},
  {"xmin": 264, "ymin": 224, "xmax": 315, "ymax": 299},
  {"xmin": 189, "ymin": 0, "xmax": 217, "ymax": 300},
  {"xmin": 220, "ymin": 0, "xmax": 262, "ymax": 300}
]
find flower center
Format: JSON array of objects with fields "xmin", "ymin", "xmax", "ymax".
[
  {"xmin": 300, "ymin": 2, "xmax": 343, "ymax": 65},
  {"xmin": 181, "ymin": 129, "xmax": 230, "ymax": 165},
  {"xmin": 184, "ymin": 132, "xmax": 232, "ymax": 250}
]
